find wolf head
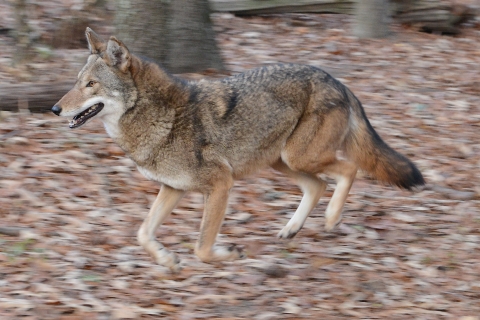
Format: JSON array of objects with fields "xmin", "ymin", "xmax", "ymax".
[{"xmin": 52, "ymin": 28, "xmax": 137, "ymax": 129}]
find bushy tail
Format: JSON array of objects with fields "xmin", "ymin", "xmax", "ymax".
[{"xmin": 344, "ymin": 94, "xmax": 425, "ymax": 190}]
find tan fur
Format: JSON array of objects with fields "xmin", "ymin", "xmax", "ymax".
[{"xmin": 52, "ymin": 28, "xmax": 424, "ymax": 271}]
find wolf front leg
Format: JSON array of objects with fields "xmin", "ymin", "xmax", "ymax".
[
  {"xmin": 195, "ymin": 179, "xmax": 246, "ymax": 263},
  {"xmin": 137, "ymin": 185, "xmax": 185, "ymax": 271}
]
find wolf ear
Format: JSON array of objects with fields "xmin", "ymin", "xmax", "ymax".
[
  {"xmin": 85, "ymin": 27, "xmax": 106, "ymax": 54},
  {"xmin": 105, "ymin": 37, "xmax": 131, "ymax": 73}
]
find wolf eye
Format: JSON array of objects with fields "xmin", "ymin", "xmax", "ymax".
[{"xmin": 86, "ymin": 81, "xmax": 96, "ymax": 87}]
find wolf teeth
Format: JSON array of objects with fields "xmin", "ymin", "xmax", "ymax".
[
  {"xmin": 68, "ymin": 103, "xmax": 104, "ymax": 128},
  {"xmin": 85, "ymin": 105, "xmax": 96, "ymax": 115}
]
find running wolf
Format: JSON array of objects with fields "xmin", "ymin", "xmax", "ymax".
[{"xmin": 52, "ymin": 28, "xmax": 424, "ymax": 271}]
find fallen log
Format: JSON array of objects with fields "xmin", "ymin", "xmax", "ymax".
[
  {"xmin": 0, "ymin": 82, "xmax": 74, "ymax": 113},
  {"xmin": 392, "ymin": 1, "xmax": 476, "ymax": 35},
  {"xmin": 210, "ymin": 0, "xmax": 476, "ymax": 34},
  {"xmin": 210, "ymin": 0, "xmax": 355, "ymax": 15}
]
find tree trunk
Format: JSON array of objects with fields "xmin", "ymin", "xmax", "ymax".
[
  {"xmin": 13, "ymin": 0, "xmax": 33, "ymax": 64},
  {"xmin": 114, "ymin": 0, "xmax": 224, "ymax": 73},
  {"xmin": 352, "ymin": 0, "xmax": 391, "ymax": 38}
]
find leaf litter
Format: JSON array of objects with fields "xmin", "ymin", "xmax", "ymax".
[{"xmin": 1, "ymin": 7, "xmax": 480, "ymax": 320}]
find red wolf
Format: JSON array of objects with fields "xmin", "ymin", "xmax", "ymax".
[{"xmin": 52, "ymin": 28, "xmax": 424, "ymax": 271}]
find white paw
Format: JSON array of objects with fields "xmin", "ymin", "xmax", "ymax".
[
  {"xmin": 196, "ymin": 244, "xmax": 246, "ymax": 263},
  {"xmin": 277, "ymin": 221, "xmax": 302, "ymax": 239},
  {"xmin": 154, "ymin": 248, "xmax": 182, "ymax": 272},
  {"xmin": 214, "ymin": 244, "xmax": 246, "ymax": 261}
]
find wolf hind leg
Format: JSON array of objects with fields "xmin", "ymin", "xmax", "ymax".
[
  {"xmin": 137, "ymin": 185, "xmax": 185, "ymax": 272},
  {"xmin": 279, "ymin": 106, "xmax": 356, "ymax": 232},
  {"xmin": 323, "ymin": 160, "xmax": 358, "ymax": 231},
  {"xmin": 195, "ymin": 178, "xmax": 245, "ymax": 263},
  {"xmin": 272, "ymin": 160, "xmax": 327, "ymax": 239}
]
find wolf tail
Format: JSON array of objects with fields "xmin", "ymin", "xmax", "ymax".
[{"xmin": 344, "ymin": 91, "xmax": 425, "ymax": 190}]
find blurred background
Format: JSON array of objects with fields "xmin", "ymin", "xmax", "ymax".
[{"xmin": 1, "ymin": 0, "xmax": 480, "ymax": 319}]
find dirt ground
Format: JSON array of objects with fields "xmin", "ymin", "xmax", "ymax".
[{"xmin": 1, "ymin": 6, "xmax": 480, "ymax": 320}]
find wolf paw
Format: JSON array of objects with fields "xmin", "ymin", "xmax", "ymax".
[
  {"xmin": 196, "ymin": 244, "xmax": 246, "ymax": 263},
  {"xmin": 325, "ymin": 214, "xmax": 342, "ymax": 231},
  {"xmin": 277, "ymin": 222, "xmax": 302, "ymax": 239},
  {"xmin": 169, "ymin": 260, "xmax": 183, "ymax": 273},
  {"xmin": 227, "ymin": 243, "xmax": 246, "ymax": 260},
  {"xmin": 214, "ymin": 244, "xmax": 246, "ymax": 261},
  {"xmin": 154, "ymin": 249, "xmax": 182, "ymax": 271}
]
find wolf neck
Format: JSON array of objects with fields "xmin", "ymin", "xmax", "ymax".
[{"xmin": 111, "ymin": 56, "xmax": 189, "ymax": 165}]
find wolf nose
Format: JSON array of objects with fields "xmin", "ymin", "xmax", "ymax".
[{"xmin": 51, "ymin": 105, "xmax": 62, "ymax": 116}]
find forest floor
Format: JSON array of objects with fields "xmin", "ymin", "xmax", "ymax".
[{"xmin": 1, "ymin": 5, "xmax": 480, "ymax": 320}]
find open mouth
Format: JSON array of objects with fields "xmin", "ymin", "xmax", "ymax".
[{"xmin": 69, "ymin": 103, "xmax": 104, "ymax": 129}]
